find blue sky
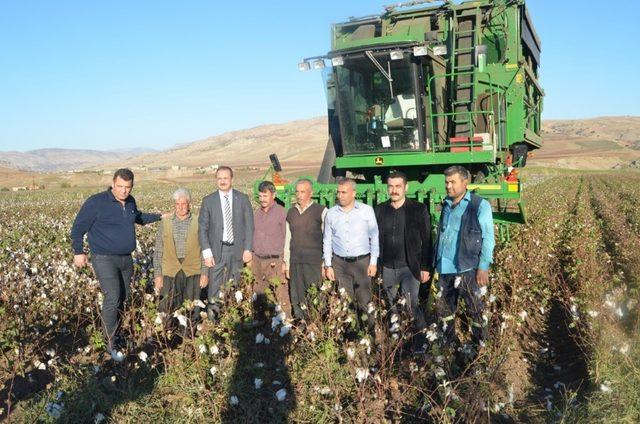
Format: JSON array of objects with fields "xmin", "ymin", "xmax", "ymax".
[{"xmin": 1, "ymin": 1, "xmax": 638, "ymax": 152}]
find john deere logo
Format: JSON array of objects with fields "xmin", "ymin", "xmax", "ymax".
[{"xmin": 374, "ymin": 156, "xmax": 384, "ymax": 166}]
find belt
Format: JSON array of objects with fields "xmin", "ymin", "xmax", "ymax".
[
  {"xmin": 334, "ymin": 253, "xmax": 370, "ymax": 263},
  {"xmin": 222, "ymin": 241, "xmax": 234, "ymax": 246},
  {"xmin": 254, "ymin": 254, "xmax": 280, "ymax": 260}
]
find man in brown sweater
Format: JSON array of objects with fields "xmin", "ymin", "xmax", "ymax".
[
  {"xmin": 284, "ymin": 179, "xmax": 327, "ymax": 321},
  {"xmin": 252, "ymin": 181, "xmax": 292, "ymax": 320}
]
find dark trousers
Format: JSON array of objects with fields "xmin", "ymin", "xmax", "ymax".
[
  {"xmin": 289, "ymin": 262, "xmax": 322, "ymax": 320},
  {"xmin": 252, "ymin": 256, "xmax": 291, "ymax": 319},
  {"xmin": 91, "ymin": 254, "xmax": 133, "ymax": 349},
  {"xmin": 382, "ymin": 266, "xmax": 427, "ymax": 334},
  {"xmin": 159, "ymin": 269, "xmax": 201, "ymax": 315},
  {"xmin": 333, "ymin": 255, "xmax": 373, "ymax": 329},
  {"xmin": 437, "ymin": 270, "xmax": 487, "ymax": 345},
  {"xmin": 207, "ymin": 244, "xmax": 242, "ymax": 318}
]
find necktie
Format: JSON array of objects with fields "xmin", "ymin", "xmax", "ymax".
[{"xmin": 224, "ymin": 194, "xmax": 234, "ymax": 244}]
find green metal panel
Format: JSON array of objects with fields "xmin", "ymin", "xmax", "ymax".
[{"xmin": 335, "ymin": 151, "xmax": 495, "ymax": 169}]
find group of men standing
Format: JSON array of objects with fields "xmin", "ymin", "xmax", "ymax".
[{"xmin": 71, "ymin": 164, "xmax": 494, "ymax": 361}]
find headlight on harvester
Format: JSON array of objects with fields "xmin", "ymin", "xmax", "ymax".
[
  {"xmin": 389, "ymin": 50, "xmax": 404, "ymax": 60},
  {"xmin": 413, "ymin": 45, "xmax": 428, "ymax": 57},
  {"xmin": 331, "ymin": 56, "xmax": 344, "ymax": 66},
  {"xmin": 298, "ymin": 61, "xmax": 311, "ymax": 72},
  {"xmin": 312, "ymin": 59, "xmax": 326, "ymax": 70}
]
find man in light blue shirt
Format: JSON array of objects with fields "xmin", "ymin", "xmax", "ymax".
[
  {"xmin": 324, "ymin": 178, "xmax": 379, "ymax": 332},
  {"xmin": 435, "ymin": 165, "xmax": 494, "ymax": 350}
]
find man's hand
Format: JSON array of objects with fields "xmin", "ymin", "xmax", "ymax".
[
  {"xmin": 476, "ymin": 269, "xmax": 489, "ymax": 286},
  {"xmin": 161, "ymin": 212, "xmax": 173, "ymax": 219},
  {"xmin": 321, "ymin": 266, "xmax": 326, "ymax": 280},
  {"xmin": 199, "ymin": 274, "xmax": 209, "ymax": 288},
  {"xmin": 73, "ymin": 254, "xmax": 88, "ymax": 268},
  {"xmin": 204, "ymin": 257, "xmax": 215, "ymax": 268},
  {"xmin": 242, "ymin": 250, "xmax": 252, "ymax": 263},
  {"xmin": 325, "ymin": 266, "xmax": 335, "ymax": 281},
  {"xmin": 367, "ymin": 264, "xmax": 377, "ymax": 278},
  {"xmin": 154, "ymin": 276, "xmax": 163, "ymax": 293},
  {"xmin": 420, "ymin": 271, "xmax": 431, "ymax": 283}
]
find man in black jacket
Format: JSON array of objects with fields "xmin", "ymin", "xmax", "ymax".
[{"xmin": 375, "ymin": 171, "xmax": 432, "ymax": 354}]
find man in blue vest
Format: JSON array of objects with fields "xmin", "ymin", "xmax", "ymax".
[{"xmin": 435, "ymin": 165, "xmax": 494, "ymax": 350}]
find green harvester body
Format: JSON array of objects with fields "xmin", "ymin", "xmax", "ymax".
[{"xmin": 258, "ymin": 0, "xmax": 543, "ymax": 236}]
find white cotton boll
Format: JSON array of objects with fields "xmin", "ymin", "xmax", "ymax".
[
  {"xmin": 229, "ymin": 395, "xmax": 239, "ymax": 405},
  {"xmin": 155, "ymin": 312, "xmax": 166, "ymax": 325},
  {"xmin": 254, "ymin": 378, "xmax": 263, "ymax": 389},
  {"xmin": 600, "ymin": 383, "xmax": 612, "ymax": 393},
  {"xmin": 434, "ymin": 367, "xmax": 446, "ymax": 379},
  {"xmin": 198, "ymin": 344, "xmax": 207, "ymax": 354},
  {"xmin": 390, "ymin": 314, "xmax": 399, "ymax": 324},
  {"xmin": 45, "ymin": 348, "xmax": 56, "ymax": 357},
  {"xmin": 367, "ymin": 303, "xmax": 375, "ymax": 314},
  {"xmin": 175, "ymin": 314, "xmax": 188, "ymax": 327},
  {"xmin": 279, "ymin": 325, "xmax": 291, "ymax": 337},
  {"xmin": 355, "ymin": 368, "xmax": 369, "ymax": 383},
  {"xmin": 210, "ymin": 345, "xmax": 219, "ymax": 355},
  {"xmin": 346, "ymin": 347, "xmax": 355, "ymax": 360},
  {"xmin": 276, "ymin": 389, "xmax": 287, "ymax": 401},
  {"xmin": 389, "ymin": 323, "xmax": 400, "ymax": 333},
  {"xmin": 587, "ymin": 310, "xmax": 599, "ymax": 318},
  {"xmin": 489, "ymin": 294, "xmax": 497, "ymax": 303},
  {"xmin": 34, "ymin": 360, "xmax": 46, "ymax": 370},
  {"xmin": 454, "ymin": 277, "xmax": 462, "ymax": 288},
  {"xmin": 338, "ymin": 287, "xmax": 346, "ymax": 297},
  {"xmin": 255, "ymin": 333, "xmax": 265, "ymax": 344},
  {"xmin": 235, "ymin": 290, "xmax": 243, "ymax": 303},
  {"xmin": 138, "ymin": 351, "xmax": 148, "ymax": 362},
  {"xmin": 398, "ymin": 297, "xmax": 407, "ymax": 306},
  {"xmin": 426, "ymin": 329, "xmax": 438, "ymax": 342},
  {"xmin": 45, "ymin": 402, "xmax": 63, "ymax": 419},
  {"xmin": 193, "ymin": 299, "xmax": 206, "ymax": 308},
  {"xmin": 615, "ymin": 307, "xmax": 624, "ymax": 318},
  {"xmin": 620, "ymin": 344, "xmax": 630, "ymax": 355},
  {"xmin": 518, "ymin": 310, "xmax": 528, "ymax": 321},
  {"xmin": 210, "ymin": 366, "xmax": 218, "ymax": 376}
]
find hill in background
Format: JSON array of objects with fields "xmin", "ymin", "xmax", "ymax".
[
  {"xmin": 0, "ymin": 148, "xmax": 157, "ymax": 172},
  {"xmin": 2, "ymin": 116, "xmax": 639, "ymax": 185}
]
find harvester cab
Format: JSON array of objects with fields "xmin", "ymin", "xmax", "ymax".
[{"xmin": 257, "ymin": 0, "xmax": 543, "ymax": 239}]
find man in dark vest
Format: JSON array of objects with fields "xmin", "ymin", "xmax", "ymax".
[
  {"xmin": 153, "ymin": 188, "xmax": 208, "ymax": 321},
  {"xmin": 435, "ymin": 165, "xmax": 495, "ymax": 350},
  {"xmin": 284, "ymin": 178, "xmax": 326, "ymax": 321},
  {"xmin": 375, "ymin": 171, "xmax": 432, "ymax": 354}
]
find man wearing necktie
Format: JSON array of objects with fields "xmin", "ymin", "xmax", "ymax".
[{"xmin": 199, "ymin": 166, "xmax": 254, "ymax": 320}]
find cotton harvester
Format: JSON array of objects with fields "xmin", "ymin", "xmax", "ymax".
[{"xmin": 259, "ymin": 0, "xmax": 543, "ymax": 238}]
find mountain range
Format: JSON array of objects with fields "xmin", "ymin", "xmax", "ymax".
[{"xmin": 2, "ymin": 116, "xmax": 639, "ymax": 174}]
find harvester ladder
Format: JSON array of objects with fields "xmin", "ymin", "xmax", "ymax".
[{"xmin": 449, "ymin": 6, "xmax": 482, "ymax": 138}]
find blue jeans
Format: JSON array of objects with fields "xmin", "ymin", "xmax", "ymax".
[{"xmin": 91, "ymin": 254, "xmax": 133, "ymax": 348}]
